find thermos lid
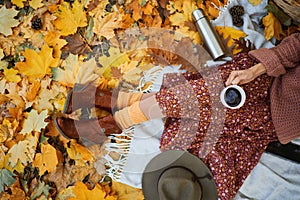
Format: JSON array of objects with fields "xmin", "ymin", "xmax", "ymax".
[{"xmin": 192, "ymin": 9, "xmax": 205, "ymax": 21}]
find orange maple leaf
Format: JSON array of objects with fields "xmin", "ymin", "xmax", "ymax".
[
  {"xmin": 33, "ymin": 144, "xmax": 58, "ymax": 176},
  {"xmin": 69, "ymin": 182, "xmax": 116, "ymax": 200},
  {"xmin": 16, "ymin": 45, "xmax": 59, "ymax": 82}
]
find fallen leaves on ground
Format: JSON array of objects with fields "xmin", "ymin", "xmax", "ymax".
[
  {"xmin": 0, "ymin": 0, "xmax": 299, "ymax": 199},
  {"xmin": 0, "ymin": 6, "xmax": 20, "ymax": 37},
  {"xmin": 53, "ymin": 1, "xmax": 88, "ymax": 36},
  {"xmin": 262, "ymin": 12, "xmax": 284, "ymax": 40},
  {"xmin": 32, "ymin": 143, "xmax": 58, "ymax": 176},
  {"xmin": 16, "ymin": 45, "xmax": 59, "ymax": 82}
]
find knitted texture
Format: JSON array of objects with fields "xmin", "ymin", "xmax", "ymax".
[
  {"xmin": 117, "ymin": 91, "xmax": 143, "ymax": 109},
  {"xmin": 249, "ymin": 33, "xmax": 300, "ymax": 144},
  {"xmin": 128, "ymin": 101, "xmax": 148, "ymax": 125},
  {"xmin": 114, "ymin": 101, "xmax": 148, "ymax": 130}
]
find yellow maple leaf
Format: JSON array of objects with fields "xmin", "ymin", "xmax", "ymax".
[
  {"xmin": 169, "ymin": 0, "xmax": 197, "ymax": 26},
  {"xmin": 119, "ymin": 60, "xmax": 139, "ymax": 74},
  {"xmin": 33, "ymin": 144, "xmax": 58, "ymax": 175},
  {"xmin": 3, "ymin": 68, "xmax": 21, "ymax": 83},
  {"xmin": 175, "ymin": 26, "xmax": 201, "ymax": 44},
  {"xmin": 98, "ymin": 47, "xmax": 130, "ymax": 78},
  {"xmin": 0, "ymin": 7, "xmax": 20, "ymax": 36},
  {"xmin": 41, "ymin": 80, "xmax": 67, "ymax": 112},
  {"xmin": 65, "ymin": 141, "xmax": 94, "ymax": 166},
  {"xmin": 52, "ymin": 53, "xmax": 80, "ymax": 86},
  {"xmin": 16, "ymin": 45, "xmax": 59, "ymax": 82},
  {"xmin": 215, "ymin": 26, "xmax": 247, "ymax": 54},
  {"xmin": 53, "ymin": 1, "xmax": 88, "ymax": 36},
  {"xmin": 111, "ymin": 181, "xmax": 144, "ymax": 200},
  {"xmin": 6, "ymin": 134, "xmax": 38, "ymax": 170},
  {"xmin": 69, "ymin": 182, "xmax": 106, "ymax": 200},
  {"xmin": 57, "ymin": 186, "xmax": 76, "ymax": 200},
  {"xmin": 29, "ymin": 0, "xmax": 44, "ymax": 9},
  {"xmin": 0, "ymin": 119, "xmax": 18, "ymax": 143},
  {"xmin": 168, "ymin": 0, "xmax": 200, "ymax": 43},
  {"xmin": 44, "ymin": 31, "xmax": 67, "ymax": 59},
  {"xmin": 248, "ymin": 0, "xmax": 262, "ymax": 6},
  {"xmin": 20, "ymin": 109, "xmax": 48, "ymax": 135},
  {"xmin": 6, "ymin": 92, "xmax": 25, "ymax": 110},
  {"xmin": 0, "ymin": 49, "xmax": 8, "ymax": 70},
  {"xmin": 31, "ymin": 77, "xmax": 66, "ymax": 112},
  {"xmin": 0, "ymin": 148, "xmax": 5, "ymax": 169},
  {"xmin": 262, "ymin": 12, "xmax": 284, "ymax": 40},
  {"xmin": 11, "ymin": 0, "xmax": 26, "ymax": 8},
  {"xmin": 93, "ymin": 12, "xmax": 121, "ymax": 39},
  {"xmin": 26, "ymin": 80, "xmax": 41, "ymax": 102},
  {"xmin": 142, "ymin": 1, "xmax": 154, "ymax": 15},
  {"xmin": 52, "ymin": 54, "xmax": 100, "ymax": 87},
  {"xmin": 1, "ymin": 48, "xmax": 4, "ymax": 59}
]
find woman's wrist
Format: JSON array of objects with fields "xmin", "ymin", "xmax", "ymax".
[{"xmin": 250, "ymin": 63, "xmax": 267, "ymax": 77}]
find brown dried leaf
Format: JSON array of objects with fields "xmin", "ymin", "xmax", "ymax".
[
  {"xmin": 233, "ymin": 38, "xmax": 256, "ymax": 53},
  {"xmin": 111, "ymin": 67, "xmax": 123, "ymax": 79},
  {"xmin": 44, "ymin": 158, "xmax": 102, "ymax": 192},
  {"xmin": 62, "ymin": 34, "xmax": 91, "ymax": 55}
]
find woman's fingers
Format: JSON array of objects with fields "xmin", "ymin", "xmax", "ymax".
[
  {"xmin": 226, "ymin": 69, "xmax": 254, "ymax": 86},
  {"xmin": 226, "ymin": 71, "xmax": 239, "ymax": 86}
]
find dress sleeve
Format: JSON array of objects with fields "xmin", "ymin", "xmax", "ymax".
[{"xmin": 249, "ymin": 33, "xmax": 300, "ymax": 77}]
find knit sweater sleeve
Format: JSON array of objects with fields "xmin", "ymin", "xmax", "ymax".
[{"xmin": 249, "ymin": 33, "xmax": 300, "ymax": 77}]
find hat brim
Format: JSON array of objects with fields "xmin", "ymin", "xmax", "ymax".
[{"xmin": 142, "ymin": 150, "xmax": 218, "ymax": 200}]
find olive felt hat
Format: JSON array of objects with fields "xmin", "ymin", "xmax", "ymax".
[{"xmin": 142, "ymin": 150, "xmax": 218, "ymax": 200}]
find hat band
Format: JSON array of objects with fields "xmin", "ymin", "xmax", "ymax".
[{"xmin": 157, "ymin": 165, "xmax": 213, "ymax": 200}]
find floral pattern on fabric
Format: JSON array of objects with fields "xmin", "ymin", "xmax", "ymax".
[{"xmin": 156, "ymin": 53, "xmax": 278, "ymax": 199}]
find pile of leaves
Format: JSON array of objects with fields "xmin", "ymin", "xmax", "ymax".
[{"xmin": 0, "ymin": 0, "xmax": 299, "ymax": 199}]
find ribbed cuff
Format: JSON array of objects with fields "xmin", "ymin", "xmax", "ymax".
[
  {"xmin": 249, "ymin": 48, "xmax": 286, "ymax": 77},
  {"xmin": 276, "ymin": 124, "xmax": 300, "ymax": 144},
  {"xmin": 117, "ymin": 91, "xmax": 143, "ymax": 109}
]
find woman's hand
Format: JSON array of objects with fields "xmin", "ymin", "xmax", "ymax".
[{"xmin": 225, "ymin": 63, "xmax": 267, "ymax": 86}]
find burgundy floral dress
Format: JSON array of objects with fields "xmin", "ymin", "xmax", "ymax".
[{"xmin": 155, "ymin": 53, "xmax": 278, "ymax": 199}]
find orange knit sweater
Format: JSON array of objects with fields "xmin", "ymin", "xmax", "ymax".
[{"xmin": 249, "ymin": 33, "xmax": 300, "ymax": 144}]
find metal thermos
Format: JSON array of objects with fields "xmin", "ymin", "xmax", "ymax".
[{"xmin": 192, "ymin": 9, "xmax": 226, "ymax": 60}]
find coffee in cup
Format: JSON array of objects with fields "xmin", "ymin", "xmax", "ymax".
[{"xmin": 220, "ymin": 85, "xmax": 246, "ymax": 109}]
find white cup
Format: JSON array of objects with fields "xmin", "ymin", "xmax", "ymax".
[{"xmin": 220, "ymin": 85, "xmax": 246, "ymax": 109}]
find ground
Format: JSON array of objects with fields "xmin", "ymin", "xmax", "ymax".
[{"xmin": 0, "ymin": 0, "xmax": 299, "ymax": 199}]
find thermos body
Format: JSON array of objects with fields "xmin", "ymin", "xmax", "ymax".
[{"xmin": 192, "ymin": 9, "xmax": 226, "ymax": 60}]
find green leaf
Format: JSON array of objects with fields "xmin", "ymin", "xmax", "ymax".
[
  {"xmin": 30, "ymin": 181, "xmax": 50, "ymax": 200},
  {"xmin": 39, "ymin": 134, "xmax": 49, "ymax": 144},
  {"xmin": 85, "ymin": 17, "xmax": 94, "ymax": 42},
  {"xmin": 0, "ymin": 169, "xmax": 16, "ymax": 193}
]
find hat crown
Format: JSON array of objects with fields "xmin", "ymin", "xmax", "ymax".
[
  {"xmin": 158, "ymin": 167, "xmax": 202, "ymax": 200},
  {"xmin": 142, "ymin": 150, "xmax": 218, "ymax": 200}
]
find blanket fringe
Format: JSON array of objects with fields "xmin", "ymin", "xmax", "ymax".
[
  {"xmin": 104, "ymin": 65, "xmax": 185, "ymax": 182},
  {"xmin": 104, "ymin": 127, "xmax": 135, "ymax": 181}
]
